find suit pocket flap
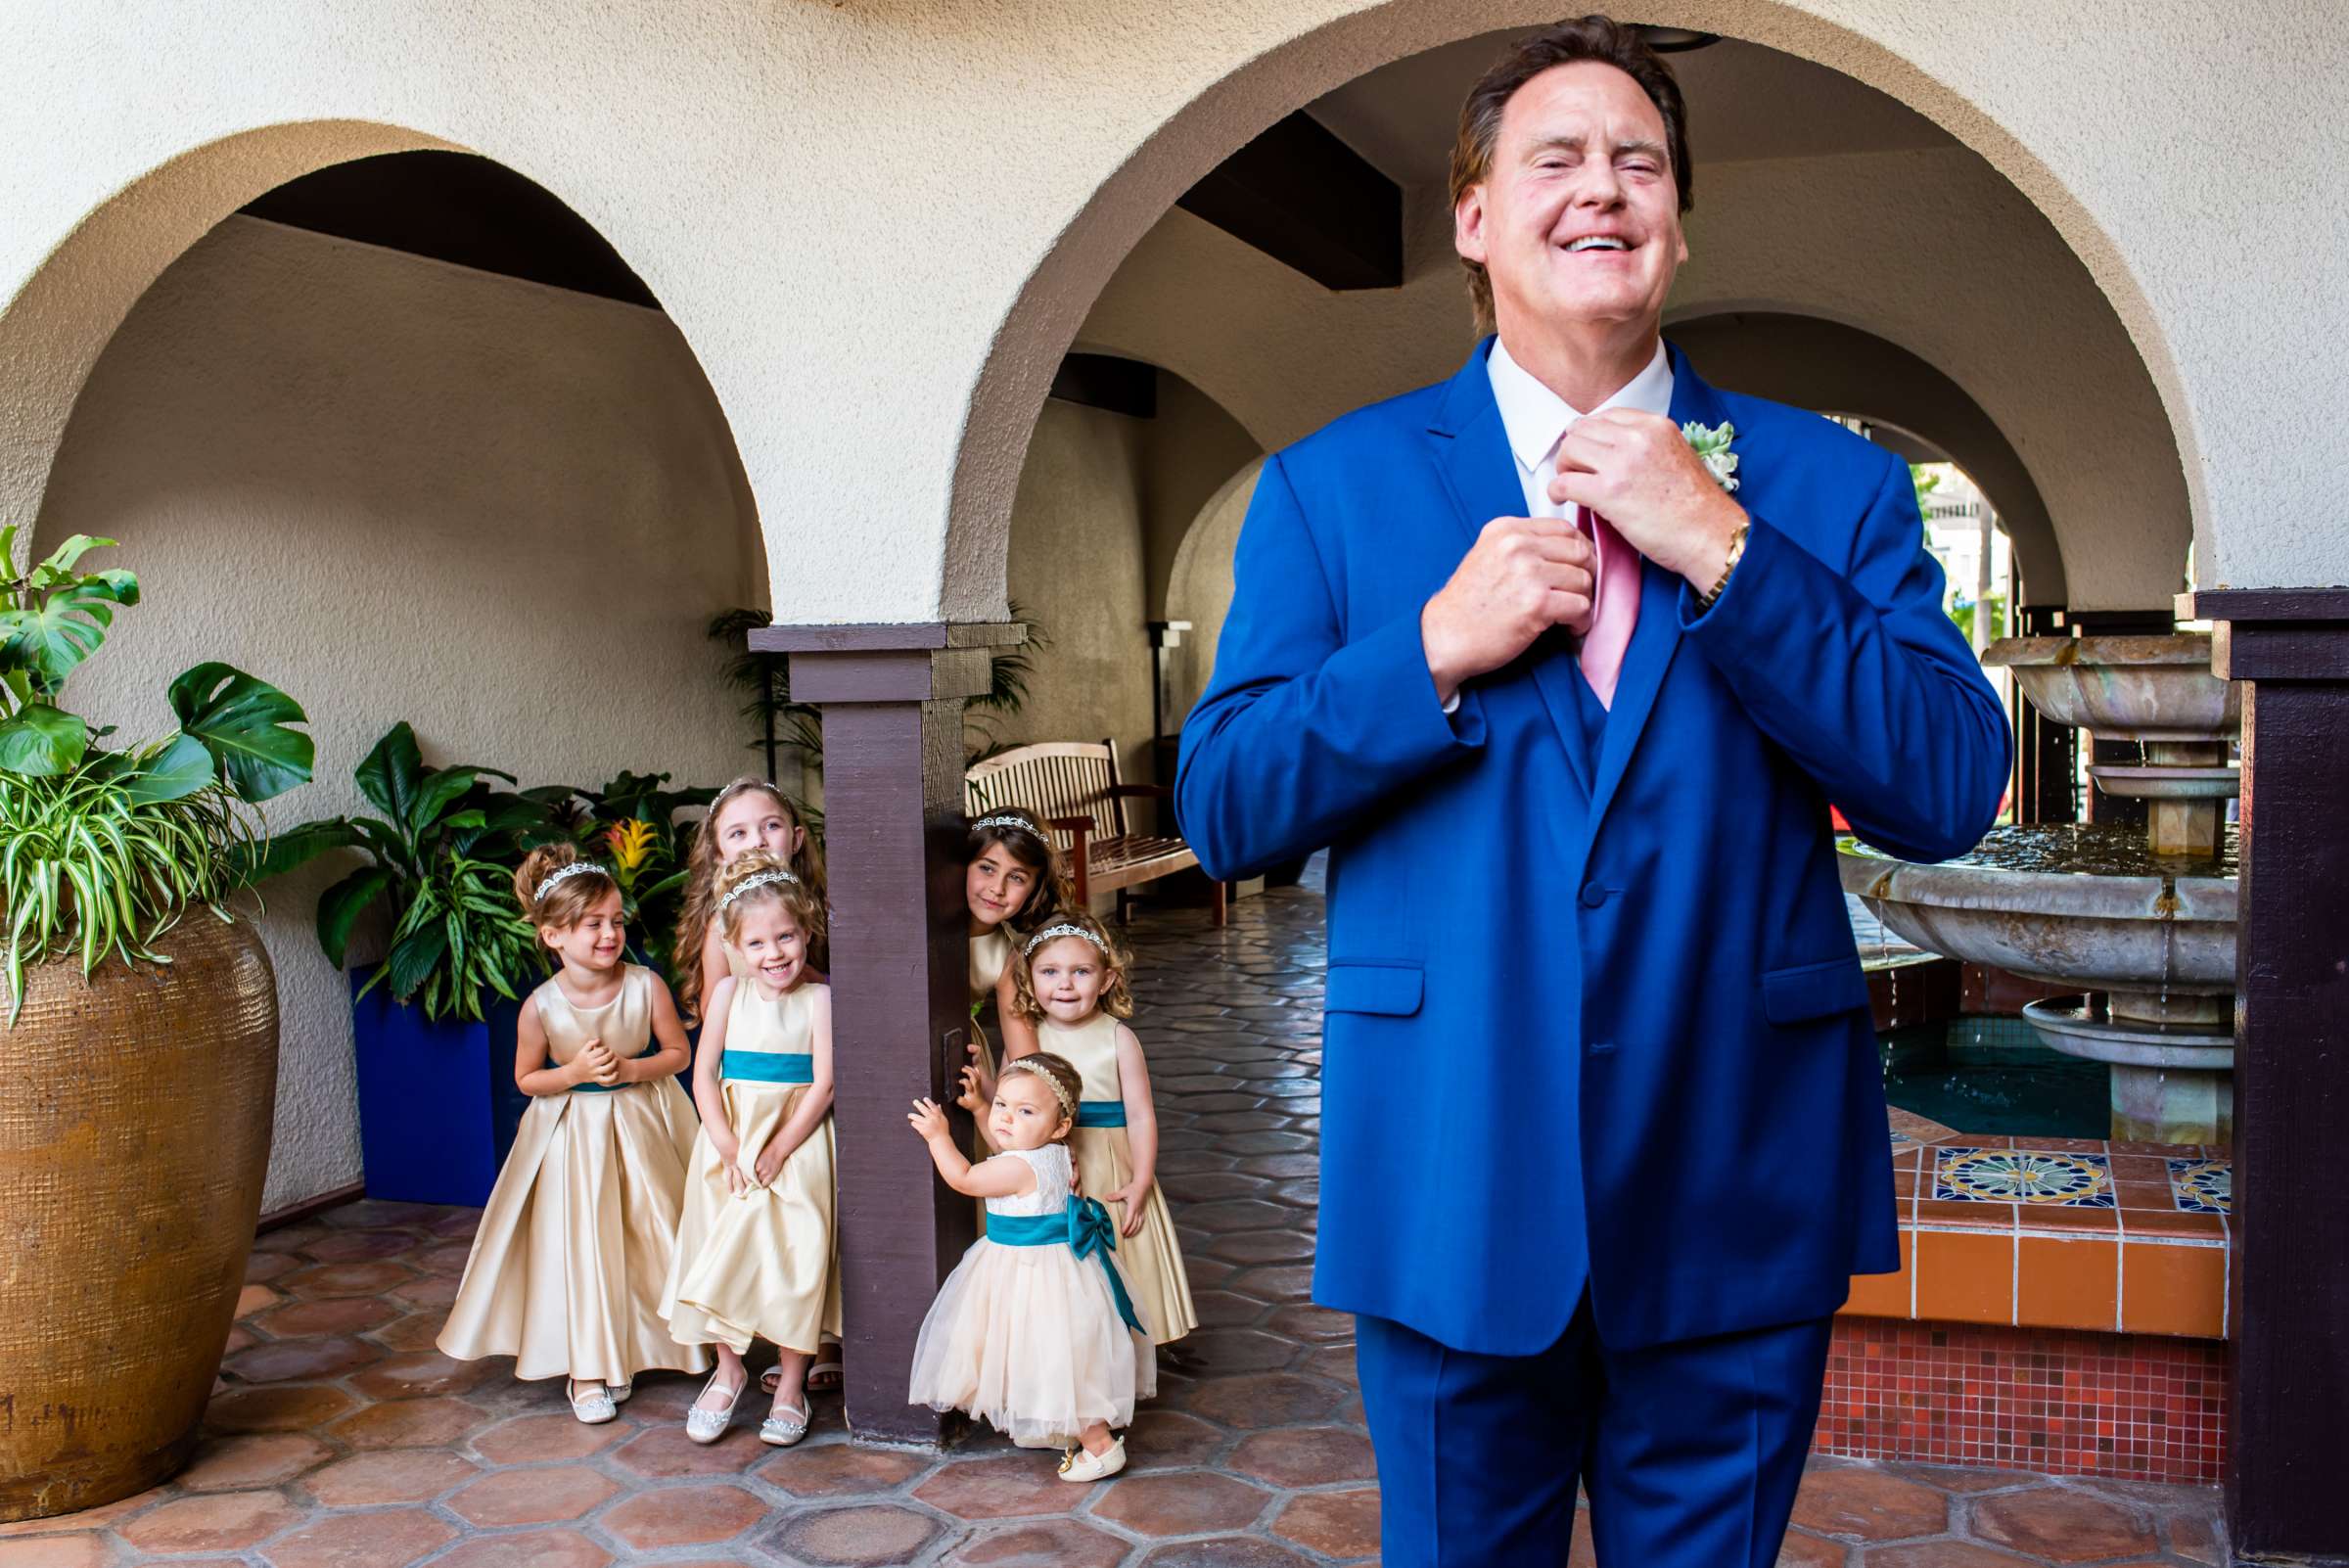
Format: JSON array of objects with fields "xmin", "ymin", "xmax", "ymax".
[
  {"xmin": 1762, "ymin": 957, "xmax": 1870, "ymax": 1025},
  {"xmin": 1326, "ymin": 962, "xmax": 1424, "ymax": 1016}
]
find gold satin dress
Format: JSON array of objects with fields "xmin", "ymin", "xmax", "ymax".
[
  {"xmin": 662, "ymin": 978, "xmax": 842, "ymax": 1355},
  {"xmin": 436, "ymin": 966, "xmax": 710, "ymax": 1382},
  {"xmin": 1038, "ymin": 1011, "xmax": 1198, "ymax": 1345}
]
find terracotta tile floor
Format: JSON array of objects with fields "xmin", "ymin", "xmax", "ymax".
[{"xmin": 7, "ymin": 867, "xmax": 2230, "ymax": 1566}]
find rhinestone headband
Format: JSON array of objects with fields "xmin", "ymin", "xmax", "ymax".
[
  {"xmin": 972, "ymin": 813, "xmax": 1041, "ymax": 840},
  {"xmin": 1002, "ymin": 1056, "xmax": 1074, "ymax": 1119},
  {"xmin": 718, "ymin": 868, "xmax": 801, "ymax": 913},
  {"xmin": 1022, "ymin": 922, "xmax": 1107, "ymax": 958},
  {"xmin": 532, "ymin": 862, "xmax": 608, "ymax": 901}
]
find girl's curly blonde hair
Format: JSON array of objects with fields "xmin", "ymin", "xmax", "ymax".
[
  {"xmin": 1009, "ymin": 908, "xmax": 1133, "ymax": 1023},
  {"xmin": 674, "ymin": 778, "xmax": 826, "ymax": 1024}
]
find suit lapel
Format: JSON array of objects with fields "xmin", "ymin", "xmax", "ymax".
[
  {"xmin": 1425, "ymin": 340, "xmax": 1592, "ymax": 800},
  {"xmin": 1583, "ymin": 344, "xmax": 1730, "ymax": 841}
]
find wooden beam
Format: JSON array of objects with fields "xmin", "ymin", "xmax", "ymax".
[
  {"xmin": 2186, "ymin": 585, "xmax": 2349, "ymax": 1564},
  {"xmin": 1176, "ymin": 112, "xmax": 1403, "ymax": 291}
]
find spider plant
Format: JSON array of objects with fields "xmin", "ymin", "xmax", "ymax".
[{"xmin": 0, "ymin": 528, "xmax": 313, "ymax": 1018}]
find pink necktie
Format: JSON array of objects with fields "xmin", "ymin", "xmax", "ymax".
[{"xmin": 1552, "ymin": 426, "xmax": 1641, "ymax": 707}]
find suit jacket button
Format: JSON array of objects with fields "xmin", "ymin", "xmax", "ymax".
[{"xmin": 1579, "ymin": 883, "xmax": 1608, "ymax": 908}]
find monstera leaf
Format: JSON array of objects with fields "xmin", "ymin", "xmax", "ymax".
[
  {"xmin": 0, "ymin": 703, "xmax": 87, "ymax": 776},
  {"xmin": 167, "ymin": 662, "xmax": 314, "ymax": 803},
  {"xmin": 116, "ymin": 731, "xmax": 214, "ymax": 804},
  {"xmin": 0, "ymin": 564, "xmax": 138, "ymax": 695}
]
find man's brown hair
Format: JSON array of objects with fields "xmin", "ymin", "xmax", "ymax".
[{"xmin": 1448, "ymin": 16, "xmax": 1695, "ymax": 334}]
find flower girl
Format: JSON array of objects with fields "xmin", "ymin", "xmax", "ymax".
[{"xmin": 906, "ymin": 1052, "xmax": 1152, "ymax": 1480}]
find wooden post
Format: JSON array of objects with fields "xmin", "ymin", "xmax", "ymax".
[
  {"xmin": 749, "ymin": 622, "xmax": 1023, "ymax": 1446},
  {"xmin": 2185, "ymin": 587, "xmax": 2349, "ymax": 1565}
]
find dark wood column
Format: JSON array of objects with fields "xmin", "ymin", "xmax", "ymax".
[
  {"xmin": 750, "ymin": 621, "xmax": 1022, "ymax": 1446},
  {"xmin": 2184, "ymin": 587, "xmax": 2349, "ymax": 1565}
]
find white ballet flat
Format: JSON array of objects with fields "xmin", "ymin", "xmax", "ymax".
[
  {"xmin": 1058, "ymin": 1437, "xmax": 1127, "ymax": 1482},
  {"xmin": 567, "ymin": 1379, "xmax": 617, "ymax": 1425},
  {"xmin": 610, "ymin": 1376, "xmax": 634, "ymax": 1405},
  {"xmin": 760, "ymin": 1403, "xmax": 810, "ymax": 1447},
  {"xmin": 686, "ymin": 1369, "xmax": 745, "ymax": 1445}
]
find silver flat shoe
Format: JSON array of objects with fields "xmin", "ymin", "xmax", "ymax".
[
  {"xmin": 567, "ymin": 1379, "xmax": 617, "ymax": 1425},
  {"xmin": 759, "ymin": 1403, "xmax": 810, "ymax": 1447},
  {"xmin": 686, "ymin": 1369, "xmax": 746, "ymax": 1445}
]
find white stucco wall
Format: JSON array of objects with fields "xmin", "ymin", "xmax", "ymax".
[
  {"xmin": 3, "ymin": 4, "xmax": 2344, "ymax": 623},
  {"xmin": 31, "ymin": 216, "xmax": 762, "ymax": 1210}
]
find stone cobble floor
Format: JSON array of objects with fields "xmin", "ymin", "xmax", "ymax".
[{"xmin": 7, "ymin": 869, "xmax": 2230, "ymax": 1566}]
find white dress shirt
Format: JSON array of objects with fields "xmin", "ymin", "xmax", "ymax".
[{"xmin": 1436, "ymin": 339, "xmax": 1676, "ymax": 713}]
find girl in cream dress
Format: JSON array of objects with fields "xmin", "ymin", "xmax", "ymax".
[
  {"xmin": 438, "ymin": 845, "xmax": 708, "ymax": 1423},
  {"xmin": 962, "ymin": 807, "xmax": 1064, "ymax": 1169},
  {"xmin": 662, "ymin": 851, "xmax": 840, "ymax": 1447},
  {"xmin": 999, "ymin": 911, "xmax": 1197, "ymax": 1348},
  {"xmin": 908, "ymin": 1052, "xmax": 1152, "ymax": 1482}
]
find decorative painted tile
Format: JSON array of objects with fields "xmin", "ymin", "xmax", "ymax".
[
  {"xmin": 2168, "ymin": 1157, "xmax": 2232, "ymax": 1215},
  {"xmin": 1934, "ymin": 1146, "xmax": 2115, "ymax": 1206}
]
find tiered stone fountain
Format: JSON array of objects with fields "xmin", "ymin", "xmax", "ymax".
[{"xmin": 1839, "ymin": 634, "xmax": 2239, "ymax": 1145}]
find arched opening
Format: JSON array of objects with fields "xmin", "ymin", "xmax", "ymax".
[{"xmin": 21, "ymin": 144, "xmax": 765, "ymax": 1213}]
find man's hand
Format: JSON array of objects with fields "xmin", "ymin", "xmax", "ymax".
[
  {"xmin": 1420, "ymin": 517, "xmax": 1597, "ymax": 704},
  {"xmin": 1549, "ymin": 409, "xmax": 1745, "ymax": 588}
]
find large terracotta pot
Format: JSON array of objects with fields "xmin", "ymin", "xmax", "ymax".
[{"xmin": 0, "ymin": 914, "xmax": 278, "ymax": 1521}]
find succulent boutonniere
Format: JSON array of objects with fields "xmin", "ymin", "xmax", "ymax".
[{"xmin": 1681, "ymin": 420, "xmax": 1739, "ymax": 492}]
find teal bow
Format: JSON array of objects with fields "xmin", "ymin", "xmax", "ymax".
[{"xmin": 1066, "ymin": 1197, "xmax": 1146, "ymax": 1335}]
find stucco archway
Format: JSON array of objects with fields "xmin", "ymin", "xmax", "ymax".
[
  {"xmin": 20, "ymin": 134, "xmax": 767, "ymax": 1212},
  {"xmin": 1664, "ymin": 312, "xmax": 2065, "ymax": 604},
  {"xmin": 943, "ymin": 4, "xmax": 2200, "ymax": 623}
]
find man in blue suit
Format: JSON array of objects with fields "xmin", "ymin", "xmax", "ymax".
[{"xmin": 1175, "ymin": 17, "xmax": 2009, "ymax": 1566}]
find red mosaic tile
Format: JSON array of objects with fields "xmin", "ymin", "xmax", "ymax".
[{"xmin": 1813, "ymin": 1318, "xmax": 2228, "ymax": 1484}]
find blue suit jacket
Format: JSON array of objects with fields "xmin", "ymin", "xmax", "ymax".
[{"xmin": 1175, "ymin": 340, "xmax": 2010, "ymax": 1353}]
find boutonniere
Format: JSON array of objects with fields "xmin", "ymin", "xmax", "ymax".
[{"xmin": 1681, "ymin": 420, "xmax": 1739, "ymax": 492}]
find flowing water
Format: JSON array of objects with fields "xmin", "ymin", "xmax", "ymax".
[{"xmin": 1848, "ymin": 822, "xmax": 2235, "ymax": 879}]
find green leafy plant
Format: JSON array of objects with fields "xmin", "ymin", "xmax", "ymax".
[
  {"xmin": 264, "ymin": 722, "xmax": 548, "ymax": 1023},
  {"xmin": 522, "ymin": 769, "xmax": 714, "ymax": 976},
  {"xmin": 0, "ymin": 529, "xmax": 314, "ymax": 1016}
]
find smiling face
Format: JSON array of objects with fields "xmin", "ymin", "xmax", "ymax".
[
  {"xmin": 729, "ymin": 901, "xmax": 806, "ymax": 993},
  {"xmin": 1027, "ymin": 935, "xmax": 1110, "ymax": 1025},
  {"xmin": 966, "ymin": 844, "xmax": 1038, "ymax": 930},
  {"xmin": 714, "ymin": 789, "xmax": 803, "ymax": 868},
  {"xmin": 544, "ymin": 888, "xmax": 626, "ymax": 974},
  {"xmin": 1454, "ymin": 60, "xmax": 1687, "ymax": 343},
  {"xmin": 989, "ymin": 1069, "xmax": 1072, "ymax": 1152}
]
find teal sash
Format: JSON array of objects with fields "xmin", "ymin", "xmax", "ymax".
[
  {"xmin": 987, "ymin": 1198, "xmax": 1147, "ymax": 1335},
  {"xmin": 1076, "ymin": 1099, "xmax": 1127, "ymax": 1128},
  {"xmin": 724, "ymin": 1051, "xmax": 814, "ymax": 1084}
]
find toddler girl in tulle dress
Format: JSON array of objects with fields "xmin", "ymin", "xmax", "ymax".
[{"xmin": 905, "ymin": 1052, "xmax": 1152, "ymax": 1480}]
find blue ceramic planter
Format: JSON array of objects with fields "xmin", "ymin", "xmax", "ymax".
[{"xmin": 348, "ymin": 967, "xmax": 530, "ymax": 1207}]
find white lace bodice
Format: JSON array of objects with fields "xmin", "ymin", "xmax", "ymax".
[{"xmin": 984, "ymin": 1143, "xmax": 1073, "ymax": 1218}]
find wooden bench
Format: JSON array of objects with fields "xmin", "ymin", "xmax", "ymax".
[{"xmin": 965, "ymin": 739, "xmax": 1226, "ymax": 926}]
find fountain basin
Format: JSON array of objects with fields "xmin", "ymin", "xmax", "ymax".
[
  {"xmin": 1837, "ymin": 830, "xmax": 2235, "ymax": 997},
  {"xmin": 1983, "ymin": 634, "xmax": 2240, "ymax": 742}
]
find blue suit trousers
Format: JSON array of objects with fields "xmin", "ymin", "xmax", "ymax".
[{"xmin": 1357, "ymin": 1302, "xmax": 1834, "ymax": 1567}]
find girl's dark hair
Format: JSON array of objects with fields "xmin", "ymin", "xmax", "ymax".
[
  {"xmin": 1449, "ymin": 16, "xmax": 1694, "ymax": 333},
  {"xmin": 675, "ymin": 778, "xmax": 826, "ymax": 1024},
  {"xmin": 514, "ymin": 841, "xmax": 620, "ymax": 945},
  {"xmin": 966, "ymin": 806, "xmax": 1071, "ymax": 932},
  {"xmin": 1009, "ymin": 909, "xmax": 1133, "ymax": 1023}
]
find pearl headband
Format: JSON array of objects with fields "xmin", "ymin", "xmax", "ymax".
[
  {"xmin": 1002, "ymin": 1056, "xmax": 1074, "ymax": 1119},
  {"xmin": 718, "ymin": 868, "xmax": 801, "ymax": 913},
  {"xmin": 1022, "ymin": 922, "xmax": 1107, "ymax": 958},
  {"xmin": 532, "ymin": 862, "xmax": 608, "ymax": 901}
]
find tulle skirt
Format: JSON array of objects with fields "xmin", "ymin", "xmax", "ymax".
[
  {"xmin": 437, "ymin": 1079, "xmax": 711, "ymax": 1382},
  {"xmin": 908, "ymin": 1236, "xmax": 1155, "ymax": 1446}
]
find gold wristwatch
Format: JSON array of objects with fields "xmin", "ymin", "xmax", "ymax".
[{"xmin": 1695, "ymin": 520, "xmax": 1749, "ymax": 612}]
